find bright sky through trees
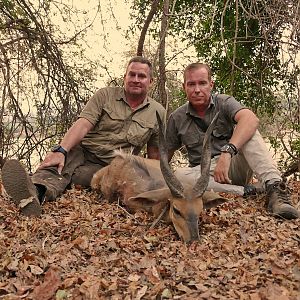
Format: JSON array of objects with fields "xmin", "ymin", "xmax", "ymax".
[
  {"xmin": 57, "ymin": 0, "xmax": 196, "ymax": 86},
  {"xmin": 63, "ymin": 0, "xmax": 133, "ymax": 84}
]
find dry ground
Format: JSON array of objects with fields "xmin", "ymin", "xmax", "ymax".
[{"xmin": 0, "ymin": 179, "xmax": 299, "ymax": 300}]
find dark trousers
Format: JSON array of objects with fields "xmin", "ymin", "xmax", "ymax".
[{"xmin": 32, "ymin": 145, "xmax": 106, "ymax": 201}]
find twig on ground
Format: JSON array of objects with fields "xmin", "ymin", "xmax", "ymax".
[
  {"xmin": 148, "ymin": 204, "xmax": 168, "ymax": 230},
  {"xmin": 116, "ymin": 197, "xmax": 146, "ymax": 226}
]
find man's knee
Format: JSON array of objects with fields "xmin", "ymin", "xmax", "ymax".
[{"xmin": 71, "ymin": 164, "xmax": 103, "ymax": 187}]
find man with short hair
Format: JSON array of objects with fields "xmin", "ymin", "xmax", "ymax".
[
  {"xmin": 166, "ymin": 62, "xmax": 298, "ymax": 219},
  {"xmin": 2, "ymin": 56, "xmax": 166, "ymax": 216}
]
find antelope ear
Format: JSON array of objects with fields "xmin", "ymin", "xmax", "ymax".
[
  {"xmin": 202, "ymin": 191, "xmax": 227, "ymax": 210},
  {"xmin": 125, "ymin": 188, "xmax": 171, "ymax": 210}
]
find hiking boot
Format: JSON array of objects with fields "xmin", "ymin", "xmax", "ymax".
[
  {"xmin": 266, "ymin": 181, "xmax": 299, "ymax": 220},
  {"xmin": 2, "ymin": 159, "xmax": 42, "ymax": 217}
]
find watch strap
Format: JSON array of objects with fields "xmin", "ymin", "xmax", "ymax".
[
  {"xmin": 227, "ymin": 143, "xmax": 238, "ymax": 155},
  {"xmin": 52, "ymin": 145, "xmax": 68, "ymax": 158},
  {"xmin": 220, "ymin": 143, "xmax": 238, "ymax": 157}
]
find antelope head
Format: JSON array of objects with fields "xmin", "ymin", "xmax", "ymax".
[{"xmin": 156, "ymin": 111, "xmax": 224, "ymax": 243}]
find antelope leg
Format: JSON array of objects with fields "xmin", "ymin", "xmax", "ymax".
[{"xmin": 175, "ymin": 167, "xmax": 245, "ymax": 195}]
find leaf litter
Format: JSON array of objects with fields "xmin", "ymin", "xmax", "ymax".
[{"xmin": 0, "ymin": 178, "xmax": 299, "ymax": 300}]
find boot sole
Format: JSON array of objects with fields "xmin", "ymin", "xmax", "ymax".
[
  {"xmin": 273, "ymin": 211, "xmax": 299, "ymax": 220},
  {"xmin": 268, "ymin": 205, "xmax": 299, "ymax": 220},
  {"xmin": 2, "ymin": 160, "xmax": 42, "ymax": 217}
]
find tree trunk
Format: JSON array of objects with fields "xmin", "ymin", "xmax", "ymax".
[
  {"xmin": 157, "ymin": 0, "xmax": 169, "ymax": 109},
  {"xmin": 136, "ymin": 0, "xmax": 160, "ymax": 56}
]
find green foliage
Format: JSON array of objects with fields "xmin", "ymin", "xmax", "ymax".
[
  {"xmin": 130, "ymin": 0, "xmax": 299, "ymax": 172},
  {"xmin": 130, "ymin": 0, "xmax": 298, "ymax": 116},
  {"xmin": 291, "ymin": 139, "xmax": 300, "ymax": 156},
  {"xmin": 168, "ymin": 89, "xmax": 186, "ymax": 112},
  {"xmin": 176, "ymin": 1, "xmax": 282, "ymax": 113}
]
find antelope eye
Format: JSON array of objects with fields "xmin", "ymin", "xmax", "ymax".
[{"xmin": 172, "ymin": 206, "xmax": 182, "ymax": 217}]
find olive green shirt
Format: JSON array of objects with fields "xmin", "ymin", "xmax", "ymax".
[
  {"xmin": 79, "ymin": 86, "xmax": 166, "ymax": 164},
  {"xmin": 166, "ymin": 94, "xmax": 245, "ymax": 167}
]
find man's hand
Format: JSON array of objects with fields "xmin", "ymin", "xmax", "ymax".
[
  {"xmin": 38, "ymin": 152, "xmax": 65, "ymax": 174},
  {"xmin": 213, "ymin": 153, "xmax": 232, "ymax": 184},
  {"xmin": 36, "ymin": 118, "xmax": 94, "ymax": 175}
]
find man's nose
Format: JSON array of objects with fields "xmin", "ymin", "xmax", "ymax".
[
  {"xmin": 133, "ymin": 75, "xmax": 140, "ymax": 81},
  {"xmin": 194, "ymin": 84, "xmax": 201, "ymax": 92}
]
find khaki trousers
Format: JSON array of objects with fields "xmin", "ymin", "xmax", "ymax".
[
  {"xmin": 175, "ymin": 130, "xmax": 281, "ymax": 195},
  {"xmin": 32, "ymin": 145, "xmax": 106, "ymax": 201}
]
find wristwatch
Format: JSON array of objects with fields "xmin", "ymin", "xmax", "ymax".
[
  {"xmin": 220, "ymin": 143, "xmax": 238, "ymax": 157},
  {"xmin": 51, "ymin": 145, "xmax": 68, "ymax": 158}
]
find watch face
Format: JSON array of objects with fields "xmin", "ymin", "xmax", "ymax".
[
  {"xmin": 221, "ymin": 144, "xmax": 234, "ymax": 155},
  {"xmin": 52, "ymin": 145, "xmax": 60, "ymax": 152}
]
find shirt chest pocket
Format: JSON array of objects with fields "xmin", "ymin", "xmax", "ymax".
[
  {"xmin": 127, "ymin": 118, "xmax": 155, "ymax": 147},
  {"xmin": 212, "ymin": 119, "xmax": 234, "ymax": 140},
  {"xmin": 96, "ymin": 107, "xmax": 127, "ymax": 133},
  {"xmin": 179, "ymin": 121, "xmax": 204, "ymax": 146},
  {"xmin": 181, "ymin": 130, "xmax": 203, "ymax": 147}
]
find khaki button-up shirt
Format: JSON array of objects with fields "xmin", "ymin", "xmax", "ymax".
[{"xmin": 79, "ymin": 86, "xmax": 166, "ymax": 164}]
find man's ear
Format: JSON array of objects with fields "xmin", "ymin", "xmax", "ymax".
[
  {"xmin": 148, "ymin": 77, "xmax": 154, "ymax": 88},
  {"xmin": 182, "ymin": 83, "xmax": 188, "ymax": 101}
]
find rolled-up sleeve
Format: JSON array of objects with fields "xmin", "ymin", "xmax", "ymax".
[{"xmin": 79, "ymin": 89, "xmax": 105, "ymax": 125}]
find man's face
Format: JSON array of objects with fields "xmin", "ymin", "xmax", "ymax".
[
  {"xmin": 124, "ymin": 62, "xmax": 152, "ymax": 98},
  {"xmin": 183, "ymin": 67, "xmax": 214, "ymax": 110}
]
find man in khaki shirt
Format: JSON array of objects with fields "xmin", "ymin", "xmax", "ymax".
[{"xmin": 2, "ymin": 56, "xmax": 166, "ymax": 217}]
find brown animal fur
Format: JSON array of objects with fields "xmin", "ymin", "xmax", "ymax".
[
  {"xmin": 91, "ymin": 112, "xmax": 226, "ymax": 243},
  {"xmin": 91, "ymin": 152, "xmax": 168, "ymax": 215}
]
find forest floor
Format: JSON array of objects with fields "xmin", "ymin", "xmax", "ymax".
[{"xmin": 0, "ymin": 178, "xmax": 299, "ymax": 300}]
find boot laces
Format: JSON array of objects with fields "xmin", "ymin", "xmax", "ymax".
[{"xmin": 268, "ymin": 182, "xmax": 291, "ymax": 205}]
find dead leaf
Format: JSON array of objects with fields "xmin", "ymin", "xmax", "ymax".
[
  {"xmin": 144, "ymin": 267, "xmax": 161, "ymax": 284},
  {"xmin": 139, "ymin": 256, "xmax": 156, "ymax": 269},
  {"xmin": 161, "ymin": 288, "xmax": 172, "ymax": 299},
  {"xmin": 128, "ymin": 274, "xmax": 141, "ymax": 282},
  {"xmin": 79, "ymin": 277, "xmax": 100, "ymax": 300},
  {"xmin": 260, "ymin": 282, "xmax": 291, "ymax": 300},
  {"xmin": 7, "ymin": 259, "xmax": 18, "ymax": 271},
  {"xmin": 292, "ymin": 265, "xmax": 300, "ymax": 280},
  {"xmin": 135, "ymin": 285, "xmax": 148, "ymax": 300},
  {"xmin": 177, "ymin": 282, "xmax": 192, "ymax": 293},
  {"xmin": 31, "ymin": 268, "xmax": 61, "ymax": 300},
  {"xmin": 271, "ymin": 262, "xmax": 289, "ymax": 276},
  {"xmin": 29, "ymin": 264, "xmax": 44, "ymax": 275}
]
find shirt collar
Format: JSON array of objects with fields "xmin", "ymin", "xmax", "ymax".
[
  {"xmin": 116, "ymin": 88, "xmax": 126, "ymax": 101},
  {"xmin": 117, "ymin": 88, "xmax": 150, "ymax": 109},
  {"xmin": 186, "ymin": 95, "xmax": 215, "ymax": 116}
]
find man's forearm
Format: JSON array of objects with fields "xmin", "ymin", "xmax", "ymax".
[
  {"xmin": 230, "ymin": 109, "xmax": 259, "ymax": 150},
  {"xmin": 60, "ymin": 118, "xmax": 94, "ymax": 151}
]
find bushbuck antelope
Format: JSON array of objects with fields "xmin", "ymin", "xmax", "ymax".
[{"xmin": 91, "ymin": 112, "xmax": 226, "ymax": 243}]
